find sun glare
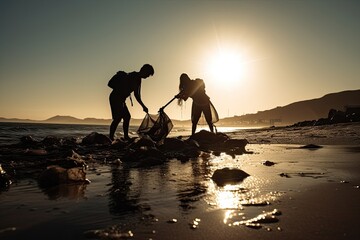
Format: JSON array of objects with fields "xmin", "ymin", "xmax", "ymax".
[{"xmin": 206, "ymin": 49, "xmax": 245, "ymax": 86}]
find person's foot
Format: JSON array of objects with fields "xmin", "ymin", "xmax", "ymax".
[
  {"xmin": 109, "ymin": 135, "xmax": 114, "ymax": 141},
  {"xmin": 121, "ymin": 136, "xmax": 132, "ymax": 142}
]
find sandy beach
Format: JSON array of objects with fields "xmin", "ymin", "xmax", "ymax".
[{"xmin": 0, "ymin": 122, "xmax": 360, "ymax": 240}]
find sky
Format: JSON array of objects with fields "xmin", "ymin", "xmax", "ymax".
[{"xmin": 1, "ymin": 0, "xmax": 359, "ymax": 121}]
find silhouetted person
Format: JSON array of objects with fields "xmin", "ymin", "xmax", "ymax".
[
  {"xmin": 176, "ymin": 73, "xmax": 216, "ymax": 135},
  {"xmin": 108, "ymin": 64, "xmax": 154, "ymax": 141}
]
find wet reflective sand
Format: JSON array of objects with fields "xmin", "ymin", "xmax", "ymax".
[{"xmin": 1, "ymin": 144, "xmax": 360, "ymax": 239}]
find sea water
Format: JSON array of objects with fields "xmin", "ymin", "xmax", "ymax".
[{"xmin": 0, "ymin": 122, "xmax": 246, "ymax": 146}]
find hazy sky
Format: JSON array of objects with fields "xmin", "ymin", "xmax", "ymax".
[{"xmin": 1, "ymin": 0, "xmax": 359, "ymax": 121}]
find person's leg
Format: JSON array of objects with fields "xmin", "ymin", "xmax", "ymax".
[
  {"xmin": 203, "ymin": 104, "xmax": 214, "ymax": 133},
  {"xmin": 191, "ymin": 102, "xmax": 202, "ymax": 135},
  {"xmin": 122, "ymin": 105, "xmax": 131, "ymax": 140},
  {"xmin": 109, "ymin": 118, "xmax": 121, "ymax": 141},
  {"xmin": 109, "ymin": 93, "xmax": 122, "ymax": 141}
]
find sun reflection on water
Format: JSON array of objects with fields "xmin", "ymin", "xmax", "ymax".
[{"xmin": 206, "ymin": 170, "xmax": 283, "ymax": 226}]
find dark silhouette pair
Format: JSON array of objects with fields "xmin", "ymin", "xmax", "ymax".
[{"xmin": 108, "ymin": 64, "xmax": 217, "ymax": 141}]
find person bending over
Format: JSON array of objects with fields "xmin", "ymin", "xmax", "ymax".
[
  {"xmin": 108, "ymin": 64, "xmax": 154, "ymax": 141},
  {"xmin": 176, "ymin": 73, "xmax": 217, "ymax": 135}
]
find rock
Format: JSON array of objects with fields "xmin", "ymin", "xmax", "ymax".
[
  {"xmin": 160, "ymin": 138, "xmax": 188, "ymax": 151},
  {"xmin": 299, "ymin": 144, "xmax": 323, "ymax": 149},
  {"xmin": 128, "ymin": 137, "xmax": 156, "ymax": 149},
  {"xmin": 110, "ymin": 138, "xmax": 128, "ymax": 149},
  {"xmin": 51, "ymin": 150, "xmax": 87, "ymax": 169},
  {"xmin": 158, "ymin": 138, "xmax": 201, "ymax": 162},
  {"xmin": 39, "ymin": 165, "xmax": 87, "ymax": 187},
  {"xmin": 211, "ymin": 168, "xmax": 249, "ymax": 186},
  {"xmin": 82, "ymin": 132, "xmax": 112, "ymax": 145},
  {"xmin": 190, "ymin": 130, "xmax": 229, "ymax": 146},
  {"xmin": 61, "ymin": 137, "xmax": 77, "ymax": 147},
  {"xmin": 222, "ymin": 139, "xmax": 248, "ymax": 149},
  {"xmin": 42, "ymin": 136, "xmax": 61, "ymax": 146},
  {"xmin": 20, "ymin": 135, "xmax": 38, "ymax": 146},
  {"xmin": 262, "ymin": 160, "xmax": 276, "ymax": 166}
]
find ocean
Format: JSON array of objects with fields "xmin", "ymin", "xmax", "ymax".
[{"xmin": 0, "ymin": 122, "xmax": 246, "ymax": 146}]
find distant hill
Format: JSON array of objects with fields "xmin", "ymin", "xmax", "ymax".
[
  {"xmin": 219, "ymin": 89, "xmax": 360, "ymax": 126},
  {"xmin": 45, "ymin": 115, "xmax": 84, "ymax": 124},
  {"xmin": 1, "ymin": 89, "xmax": 359, "ymax": 126}
]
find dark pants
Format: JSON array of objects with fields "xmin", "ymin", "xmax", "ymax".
[
  {"xmin": 191, "ymin": 102, "xmax": 213, "ymax": 135},
  {"xmin": 109, "ymin": 92, "xmax": 131, "ymax": 140}
]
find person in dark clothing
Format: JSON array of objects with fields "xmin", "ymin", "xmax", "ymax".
[
  {"xmin": 176, "ymin": 73, "xmax": 216, "ymax": 135},
  {"xmin": 108, "ymin": 64, "xmax": 154, "ymax": 141}
]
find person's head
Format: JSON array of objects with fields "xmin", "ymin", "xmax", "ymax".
[
  {"xmin": 139, "ymin": 64, "xmax": 154, "ymax": 78},
  {"xmin": 177, "ymin": 73, "xmax": 191, "ymax": 106},
  {"xmin": 179, "ymin": 73, "xmax": 191, "ymax": 91}
]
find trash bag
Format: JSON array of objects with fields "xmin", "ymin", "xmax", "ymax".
[{"xmin": 137, "ymin": 111, "xmax": 173, "ymax": 142}]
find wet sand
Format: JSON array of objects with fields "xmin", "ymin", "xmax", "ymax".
[{"xmin": 1, "ymin": 123, "xmax": 360, "ymax": 239}]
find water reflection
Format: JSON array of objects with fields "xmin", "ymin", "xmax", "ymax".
[
  {"xmin": 176, "ymin": 158, "xmax": 210, "ymax": 212},
  {"xmin": 40, "ymin": 182, "xmax": 87, "ymax": 200},
  {"xmin": 108, "ymin": 166, "xmax": 140, "ymax": 215}
]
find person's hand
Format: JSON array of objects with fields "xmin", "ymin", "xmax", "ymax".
[{"xmin": 143, "ymin": 106, "xmax": 148, "ymax": 113}]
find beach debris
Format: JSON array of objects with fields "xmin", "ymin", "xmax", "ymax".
[
  {"xmin": 211, "ymin": 168, "xmax": 250, "ymax": 186},
  {"xmin": 189, "ymin": 218, "xmax": 201, "ymax": 229},
  {"xmin": 167, "ymin": 218, "xmax": 178, "ymax": 223},
  {"xmin": 279, "ymin": 173, "xmax": 290, "ymax": 178},
  {"xmin": 0, "ymin": 164, "xmax": 12, "ymax": 189},
  {"xmin": 240, "ymin": 199, "xmax": 270, "ymax": 206},
  {"xmin": 38, "ymin": 165, "xmax": 88, "ymax": 187},
  {"xmin": 65, "ymin": 150, "xmax": 87, "ymax": 167},
  {"xmin": 47, "ymin": 150, "xmax": 87, "ymax": 169},
  {"xmin": 82, "ymin": 132, "xmax": 112, "ymax": 145},
  {"xmin": 24, "ymin": 148, "xmax": 48, "ymax": 156},
  {"xmin": 84, "ymin": 229, "xmax": 134, "ymax": 239},
  {"xmin": 340, "ymin": 180, "xmax": 350, "ymax": 184},
  {"xmin": 262, "ymin": 160, "xmax": 276, "ymax": 166}
]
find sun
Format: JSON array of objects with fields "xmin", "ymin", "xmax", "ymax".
[{"xmin": 205, "ymin": 49, "xmax": 245, "ymax": 86}]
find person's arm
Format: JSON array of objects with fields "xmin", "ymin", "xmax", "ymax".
[
  {"xmin": 134, "ymin": 83, "xmax": 148, "ymax": 113},
  {"xmin": 176, "ymin": 90, "xmax": 189, "ymax": 101}
]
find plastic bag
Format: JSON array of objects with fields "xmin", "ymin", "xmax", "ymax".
[{"xmin": 137, "ymin": 112, "xmax": 173, "ymax": 142}]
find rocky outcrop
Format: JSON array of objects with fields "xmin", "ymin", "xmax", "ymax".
[
  {"xmin": 292, "ymin": 107, "xmax": 360, "ymax": 127},
  {"xmin": 0, "ymin": 131, "xmax": 250, "ymax": 189}
]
